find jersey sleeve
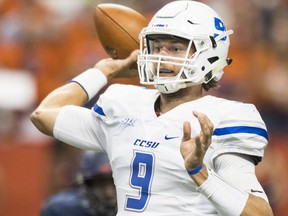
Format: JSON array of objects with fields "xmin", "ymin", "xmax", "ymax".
[
  {"xmin": 91, "ymin": 84, "xmax": 122, "ymax": 120},
  {"xmin": 209, "ymin": 102, "xmax": 268, "ymax": 164},
  {"xmin": 92, "ymin": 84, "xmax": 154, "ymax": 119},
  {"xmin": 214, "ymin": 153, "xmax": 269, "ymax": 202},
  {"xmin": 53, "ymin": 105, "xmax": 105, "ymax": 151}
]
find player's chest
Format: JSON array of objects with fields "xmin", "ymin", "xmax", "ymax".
[
  {"xmin": 106, "ymin": 115, "xmax": 184, "ymax": 149},
  {"xmin": 105, "ymin": 115, "xmax": 192, "ymax": 175}
]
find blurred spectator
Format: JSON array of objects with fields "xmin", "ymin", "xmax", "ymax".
[{"xmin": 40, "ymin": 151, "xmax": 117, "ymax": 216}]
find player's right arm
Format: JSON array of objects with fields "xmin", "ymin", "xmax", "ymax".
[{"xmin": 30, "ymin": 51, "xmax": 138, "ymax": 137}]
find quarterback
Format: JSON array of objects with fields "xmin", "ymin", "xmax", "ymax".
[{"xmin": 31, "ymin": 1, "xmax": 273, "ymax": 215}]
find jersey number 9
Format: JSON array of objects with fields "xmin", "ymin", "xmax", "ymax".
[{"xmin": 125, "ymin": 151, "xmax": 155, "ymax": 212}]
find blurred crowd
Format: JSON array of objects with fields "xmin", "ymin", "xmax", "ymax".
[{"xmin": 0, "ymin": 0, "xmax": 287, "ymax": 215}]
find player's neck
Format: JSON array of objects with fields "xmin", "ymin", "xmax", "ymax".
[{"xmin": 158, "ymin": 85, "xmax": 203, "ymax": 113}]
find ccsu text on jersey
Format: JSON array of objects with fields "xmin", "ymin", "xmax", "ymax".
[{"xmin": 133, "ymin": 139, "xmax": 160, "ymax": 148}]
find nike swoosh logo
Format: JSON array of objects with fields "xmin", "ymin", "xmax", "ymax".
[
  {"xmin": 165, "ymin": 135, "xmax": 179, "ymax": 140},
  {"xmin": 187, "ymin": 20, "xmax": 199, "ymax": 25},
  {"xmin": 250, "ymin": 189, "xmax": 263, "ymax": 193}
]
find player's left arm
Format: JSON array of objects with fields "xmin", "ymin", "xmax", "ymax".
[
  {"xmin": 180, "ymin": 111, "xmax": 274, "ymax": 216},
  {"xmin": 214, "ymin": 153, "xmax": 273, "ymax": 216}
]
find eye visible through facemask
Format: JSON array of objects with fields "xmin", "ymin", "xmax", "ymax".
[{"xmin": 146, "ymin": 34, "xmax": 195, "ymax": 57}]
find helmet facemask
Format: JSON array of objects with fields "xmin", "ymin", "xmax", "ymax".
[{"xmin": 138, "ymin": 34, "xmax": 212, "ymax": 93}]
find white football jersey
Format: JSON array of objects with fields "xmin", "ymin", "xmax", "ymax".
[{"xmin": 54, "ymin": 84, "xmax": 268, "ymax": 215}]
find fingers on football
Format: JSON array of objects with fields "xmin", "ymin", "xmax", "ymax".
[{"xmin": 116, "ymin": 50, "xmax": 139, "ymax": 69}]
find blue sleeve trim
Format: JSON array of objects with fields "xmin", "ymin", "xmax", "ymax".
[
  {"xmin": 213, "ymin": 126, "xmax": 268, "ymax": 140},
  {"xmin": 93, "ymin": 103, "xmax": 106, "ymax": 116}
]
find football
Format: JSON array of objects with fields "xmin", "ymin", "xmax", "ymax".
[{"xmin": 94, "ymin": 3, "xmax": 148, "ymax": 60}]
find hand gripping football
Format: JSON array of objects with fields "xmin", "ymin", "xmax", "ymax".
[{"xmin": 94, "ymin": 3, "xmax": 148, "ymax": 60}]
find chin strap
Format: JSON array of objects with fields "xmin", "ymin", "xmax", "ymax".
[
  {"xmin": 155, "ymin": 82, "xmax": 180, "ymax": 94},
  {"xmin": 155, "ymin": 80, "xmax": 201, "ymax": 94}
]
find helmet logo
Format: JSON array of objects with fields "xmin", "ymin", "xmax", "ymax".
[{"xmin": 213, "ymin": 17, "xmax": 227, "ymax": 41}]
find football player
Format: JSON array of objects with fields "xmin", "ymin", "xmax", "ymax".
[
  {"xmin": 31, "ymin": 1, "xmax": 273, "ymax": 215},
  {"xmin": 40, "ymin": 151, "xmax": 117, "ymax": 216}
]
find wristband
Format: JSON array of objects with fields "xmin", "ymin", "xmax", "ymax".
[
  {"xmin": 70, "ymin": 68, "xmax": 108, "ymax": 101},
  {"xmin": 187, "ymin": 164, "xmax": 204, "ymax": 175}
]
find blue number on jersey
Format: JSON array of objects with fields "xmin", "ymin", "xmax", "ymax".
[
  {"xmin": 126, "ymin": 151, "xmax": 154, "ymax": 212},
  {"xmin": 214, "ymin": 17, "xmax": 227, "ymax": 41}
]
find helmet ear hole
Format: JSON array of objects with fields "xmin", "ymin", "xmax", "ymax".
[{"xmin": 208, "ymin": 56, "xmax": 219, "ymax": 64}]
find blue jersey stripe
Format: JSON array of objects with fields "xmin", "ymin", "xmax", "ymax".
[
  {"xmin": 213, "ymin": 126, "xmax": 268, "ymax": 140},
  {"xmin": 93, "ymin": 103, "xmax": 106, "ymax": 116}
]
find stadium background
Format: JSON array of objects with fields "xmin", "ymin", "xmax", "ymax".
[{"xmin": 0, "ymin": 0, "xmax": 287, "ymax": 215}]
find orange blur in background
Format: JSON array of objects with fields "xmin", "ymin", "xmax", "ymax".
[{"xmin": 0, "ymin": 0, "xmax": 287, "ymax": 216}]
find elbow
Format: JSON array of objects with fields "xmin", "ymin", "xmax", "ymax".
[
  {"xmin": 30, "ymin": 109, "xmax": 39, "ymax": 122},
  {"xmin": 241, "ymin": 194, "xmax": 274, "ymax": 216},
  {"xmin": 30, "ymin": 109, "xmax": 54, "ymax": 136},
  {"xmin": 30, "ymin": 110, "xmax": 41, "ymax": 128}
]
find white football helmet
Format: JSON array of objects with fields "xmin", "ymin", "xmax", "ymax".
[{"xmin": 137, "ymin": 1, "xmax": 233, "ymax": 94}]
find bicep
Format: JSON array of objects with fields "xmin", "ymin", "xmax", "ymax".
[{"xmin": 53, "ymin": 105, "xmax": 104, "ymax": 151}]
